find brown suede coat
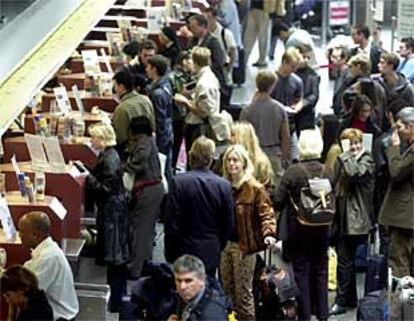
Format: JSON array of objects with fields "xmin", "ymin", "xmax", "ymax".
[{"xmin": 233, "ymin": 178, "xmax": 277, "ymax": 255}]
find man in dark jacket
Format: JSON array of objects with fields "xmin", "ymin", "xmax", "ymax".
[
  {"xmin": 295, "ymin": 44, "xmax": 320, "ymax": 133},
  {"xmin": 165, "ymin": 136, "xmax": 235, "ymax": 277},
  {"xmin": 378, "ymin": 107, "xmax": 414, "ymax": 321},
  {"xmin": 333, "ymin": 53, "xmax": 371, "ymax": 116},
  {"xmin": 123, "ymin": 39, "xmax": 157, "ymax": 93},
  {"xmin": 168, "ymin": 255, "xmax": 230, "ymax": 321},
  {"xmin": 350, "ymin": 24, "xmax": 382, "ymax": 74},
  {"xmin": 377, "ymin": 52, "xmax": 414, "ymax": 129},
  {"xmin": 188, "ymin": 14, "xmax": 226, "ymax": 84},
  {"xmin": 146, "ymin": 55, "xmax": 174, "ymax": 181},
  {"xmin": 188, "ymin": 14, "xmax": 231, "ymax": 106}
]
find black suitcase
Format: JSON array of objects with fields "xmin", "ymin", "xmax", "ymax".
[
  {"xmin": 232, "ymin": 47, "xmax": 246, "ymax": 86},
  {"xmin": 357, "ymin": 290, "xmax": 386, "ymax": 321},
  {"xmin": 365, "ymin": 254, "xmax": 387, "ymax": 295},
  {"xmin": 364, "ymin": 227, "xmax": 388, "ymax": 295},
  {"xmin": 254, "ymin": 250, "xmax": 298, "ymax": 321}
]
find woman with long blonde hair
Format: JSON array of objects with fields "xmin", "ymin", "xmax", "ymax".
[
  {"xmin": 230, "ymin": 121, "xmax": 275, "ymax": 189},
  {"xmin": 220, "ymin": 144, "xmax": 277, "ymax": 320}
]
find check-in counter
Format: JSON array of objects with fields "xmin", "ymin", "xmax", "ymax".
[
  {"xmin": 77, "ymin": 40, "xmax": 111, "ymax": 55},
  {"xmin": 67, "ymin": 57, "xmax": 123, "ymax": 74},
  {"xmin": 84, "ymin": 26, "xmax": 190, "ymax": 48},
  {"xmin": 41, "ymin": 92, "xmax": 117, "ymax": 113},
  {"xmin": 0, "ymin": 162, "xmax": 87, "ymax": 239},
  {"xmin": 106, "ymin": 5, "xmax": 147, "ymax": 18},
  {"xmin": 4, "ymin": 192, "xmax": 67, "ymax": 243},
  {"xmin": 96, "ymin": 15, "xmax": 148, "ymax": 28},
  {"xmin": 3, "ymin": 136, "xmax": 97, "ymax": 170},
  {"xmin": 57, "ymin": 73, "xmax": 88, "ymax": 90},
  {"xmin": 24, "ymin": 111, "xmax": 107, "ymax": 136}
]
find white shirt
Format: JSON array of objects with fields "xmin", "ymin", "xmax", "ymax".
[
  {"xmin": 186, "ymin": 66, "xmax": 220, "ymax": 125},
  {"xmin": 358, "ymin": 41, "xmax": 371, "ymax": 57},
  {"xmin": 24, "ymin": 237, "xmax": 79, "ymax": 320},
  {"xmin": 210, "ymin": 23, "xmax": 237, "ymax": 66}
]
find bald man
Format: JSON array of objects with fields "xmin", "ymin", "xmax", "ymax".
[{"xmin": 19, "ymin": 212, "xmax": 79, "ymax": 321}]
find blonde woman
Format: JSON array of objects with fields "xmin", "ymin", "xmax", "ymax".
[
  {"xmin": 230, "ymin": 121, "xmax": 276, "ymax": 190},
  {"xmin": 220, "ymin": 144, "xmax": 277, "ymax": 320},
  {"xmin": 86, "ymin": 122, "xmax": 129, "ymax": 312}
]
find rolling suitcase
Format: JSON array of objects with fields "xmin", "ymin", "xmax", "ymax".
[
  {"xmin": 357, "ymin": 290, "xmax": 387, "ymax": 321},
  {"xmin": 254, "ymin": 249, "xmax": 298, "ymax": 321},
  {"xmin": 364, "ymin": 227, "xmax": 388, "ymax": 295}
]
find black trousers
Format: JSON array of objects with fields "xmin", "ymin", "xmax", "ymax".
[
  {"xmin": 335, "ymin": 235, "xmax": 368, "ymax": 307},
  {"xmin": 107, "ymin": 263, "xmax": 128, "ymax": 313},
  {"xmin": 292, "ymin": 244, "xmax": 329, "ymax": 320},
  {"xmin": 172, "ymin": 119, "xmax": 185, "ymax": 169}
]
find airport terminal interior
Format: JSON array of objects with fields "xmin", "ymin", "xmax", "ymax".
[{"xmin": 0, "ymin": 0, "xmax": 413, "ymax": 320}]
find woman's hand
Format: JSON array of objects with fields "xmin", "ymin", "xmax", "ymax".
[{"xmin": 264, "ymin": 236, "xmax": 276, "ymax": 248}]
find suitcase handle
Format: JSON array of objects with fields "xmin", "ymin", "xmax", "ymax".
[{"xmin": 263, "ymin": 248, "xmax": 272, "ymax": 267}]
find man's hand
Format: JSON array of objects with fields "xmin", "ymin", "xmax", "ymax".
[
  {"xmin": 386, "ymin": 111, "xmax": 395, "ymax": 128},
  {"xmin": 167, "ymin": 314, "xmax": 180, "ymax": 321},
  {"xmin": 391, "ymin": 128, "xmax": 401, "ymax": 146}
]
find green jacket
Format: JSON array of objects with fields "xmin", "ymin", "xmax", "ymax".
[
  {"xmin": 112, "ymin": 91, "xmax": 155, "ymax": 145},
  {"xmin": 379, "ymin": 145, "xmax": 414, "ymax": 230},
  {"xmin": 334, "ymin": 151, "xmax": 375, "ymax": 236}
]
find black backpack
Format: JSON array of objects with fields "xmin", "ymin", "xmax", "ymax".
[{"xmin": 290, "ymin": 164, "xmax": 335, "ymax": 226}]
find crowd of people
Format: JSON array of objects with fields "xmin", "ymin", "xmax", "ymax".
[{"xmin": 2, "ymin": 0, "xmax": 414, "ymax": 320}]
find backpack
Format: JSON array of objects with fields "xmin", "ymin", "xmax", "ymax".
[{"xmin": 290, "ymin": 164, "xmax": 335, "ymax": 226}]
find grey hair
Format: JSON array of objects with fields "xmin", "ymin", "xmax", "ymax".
[
  {"xmin": 298, "ymin": 129, "xmax": 324, "ymax": 160},
  {"xmin": 396, "ymin": 107, "xmax": 414, "ymax": 125},
  {"xmin": 173, "ymin": 255, "xmax": 206, "ymax": 281}
]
